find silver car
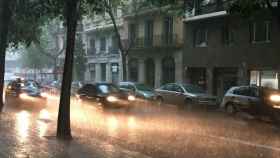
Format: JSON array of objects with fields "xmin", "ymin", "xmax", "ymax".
[
  {"xmin": 119, "ymin": 82, "xmax": 156, "ymax": 100},
  {"xmin": 155, "ymin": 83, "xmax": 217, "ymax": 107},
  {"xmin": 221, "ymin": 86, "xmax": 280, "ymax": 123}
]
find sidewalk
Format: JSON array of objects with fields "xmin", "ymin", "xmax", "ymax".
[{"xmin": 0, "ymin": 112, "xmax": 151, "ymax": 158}]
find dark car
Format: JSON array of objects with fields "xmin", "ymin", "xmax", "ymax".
[
  {"xmin": 76, "ymin": 83, "xmax": 136, "ymax": 108},
  {"xmin": 155, "ymin": 83, "xmax": 217, "ymax": 108},
  {"xmin": 5, "ymin": 79, "xmax": 47, "ymax": 107},
  {"xmin": 221, "ymin": 86, "xmax": 280, "ymax": 122},
  {"xmin": 119, "ymin": 82, "xmax": 156, "ymax": 100}
]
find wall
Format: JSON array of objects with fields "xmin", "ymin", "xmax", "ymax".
[{"xmin": 184, "ymin": 16, "xmax": 280, "ymax": 70}]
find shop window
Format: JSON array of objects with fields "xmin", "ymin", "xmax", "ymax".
[
  {"xmin": 129, "ymin": 59, "xmax": 139, "ymax": 82},
  {"xmin": 101, "ymin": 63, "xmax": 107, "ymax": 81}
]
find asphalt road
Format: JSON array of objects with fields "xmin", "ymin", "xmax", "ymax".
[{"xmin": 4, "ymin": 95, "xmax": 280, "ymax": 158}]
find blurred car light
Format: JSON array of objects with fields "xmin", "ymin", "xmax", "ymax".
[
  {"xmin": 41, "ymin": 92, "xmax": 48, "ymax": 98},
  {"xmin": 128, "ymin": 95, "xmax": 136, "ymax": 101},
  {"xmin": 270, "ymin": 95, "xmax": 280, "ymax": 102},
  {"xmin": 19, "ymin": 93, "xmax": 30, "ymax": 100},
  {"xmin": 107, "ymin": 96, "xmax": 118, "ymax": 102}
]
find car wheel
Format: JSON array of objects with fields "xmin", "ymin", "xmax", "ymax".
[
  {"xmin": 271, "ymin": 110, "xmax": 280, "ymax": 125},
  {"xmin": 226, "ymin": 103, "xmax": 236, "ymax": 115},
  {"xmin": 156, "ymin": 96, "xmax": 163, "ymax": 105}
]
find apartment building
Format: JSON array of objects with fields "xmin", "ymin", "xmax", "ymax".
[
  {"xmin": 83, "ymin": 10, "xmax": 123, "ymax": 84},
  {"xmin": 184, "ymin": 0, "xmax": 280, "ymax": 99},
  {"xmin": 123, "ymin": 5, "xmax": 184, "ymax": 88}
]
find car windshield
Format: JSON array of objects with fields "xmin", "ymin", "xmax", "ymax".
[
  {"xmin": 183, "ymin": 84, "xmax": 205, "ymax": 94},
  {"xmin": 98, "ymin": 84, "xmax": 119, "ymax": 94},
  {"xmin": 18, "ymin": 81, "xmax": 39, "ymax": 91},
  {"xmin": 135, "ymin": 84, "xmax": 153, "ymax": 92}
]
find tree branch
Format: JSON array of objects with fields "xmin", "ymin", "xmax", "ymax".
[
  {"xmin": 33, "ymin": 40, "xmax": 56, "ymax": 60},
  {"xmin": 265, "ymin": 0, "xmax": 273, "ymax": 11}
]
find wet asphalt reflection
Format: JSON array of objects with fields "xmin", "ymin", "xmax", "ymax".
[{"xmin": 3, "ymin": 94, "xmax": 280, "ymax": 158}]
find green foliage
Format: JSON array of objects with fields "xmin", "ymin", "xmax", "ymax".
[
  {"xmin": 20, "ymin": 44, "xmax": 52, "ymax": 69},
  {"xmin": 228, "ymin": 0, "xmax": 279, "ymax": 19},
  {"xmin": 7, "ymin": 0, "xmax": 49, "ymax": 47}
]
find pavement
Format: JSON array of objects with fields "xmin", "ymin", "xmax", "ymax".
[{"xmin": 1, "ymin": 96, "xmax": 280, "ymax": 158}]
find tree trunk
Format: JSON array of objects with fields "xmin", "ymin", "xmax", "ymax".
[
  {"xmin": 105, "ymin": 2, "xmax": 128, "ymax": 81},
  {"xmin": 56, "ymin": 0, "xmax": 79, "ymax": 140},
  {"xmin": 0, "ymin": 0, "xmax": 13, "ymax": 112}
]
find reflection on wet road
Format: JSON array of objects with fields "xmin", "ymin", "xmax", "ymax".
[{"xmin": 4, "ymin": 93, "xmax": 280, "ymax": 158}]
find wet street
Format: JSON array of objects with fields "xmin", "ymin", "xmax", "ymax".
[{"xmin": 2, "ymin": 95, "xmax": 280, "ymax": 158}]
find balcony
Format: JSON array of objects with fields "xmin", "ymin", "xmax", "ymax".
[
  {"xmin": 87, "ymin": 48, "xmax": 96, "ymax": 56},
  {"xmin": 128, "ymin": 34, "xmax": 182, "ymax": 49},
  {"xmin": 195, "ymin": 0, "xmax": 233, "ymax": 16},
  {"xmin": 88, "ymin": 52, "xmax": 120, "ymax": 59},
  {"xmin": 185, "ymin": 0, "xmax": 235, "ymax": 21},
  {"xmin": 109, "ymin": 47, "xmax": 119, "ymax": 54}
]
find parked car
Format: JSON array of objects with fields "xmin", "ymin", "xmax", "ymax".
[
  {"xmin": 5, "ymin": 79, "xmax": 47, "ymax": 107},
  {"xmin": 76, "ymin": 83, "xmax": 136, "ymax": 108},
  {"xmin": 119, "ymin": 82, "xmax": 156, "ymax": 100},
  {"xmin": 221, "ymin": 86, "xmax": 280, "ymax": 122},
  {"xmin": 155, "ymin": 83, "xmax": 217, "ymax": 107}
]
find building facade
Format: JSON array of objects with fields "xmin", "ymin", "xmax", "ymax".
[
  {"xmin": 184, "ymin": 0, "xmax": 280, "ymax": 99},
  {"xmin": 83, "ymin": 11, "xmax": 123, "ymax": 84},
  {"xmin": 123, "ymin": 6, "xmax": 184, "ymax": 88}
]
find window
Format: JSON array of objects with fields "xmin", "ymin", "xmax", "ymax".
[
  {"xmin": 233, "ymin": 87, "xmax": 250, "ymax": 96},
  {"xmin": 163, "ymin": 17, "xmax": 173, "ymax": 44},
  {"xmin": 183, "ymin": 84, "xmax": 205, "ymax": 94},
  {"xmin": 100, "ymin": 37, "xmax": 106, "ymax": 51},
  {"xmin": 97, "ymin": 84, "xmax": 119, "ymax": 94},
  {"xmin": 173, "ymin": 85, "xmax": 184, "ymax": 93},
  {"xmin": 223, "ymin": 26, "xmax": 234, "ymax": 46},
  {"xmin": 111, "ymin": 35, "xmax": 119, "ymax": 54},
  {"xmin": 101, "ymin": 63, "xmax": 107, "ymax": 81},
  {"xmin": 120, "ymin": 84, "xmax": 135, "ymax": 91},
  {"xmin": 88, "ymin": 63, "xmax": 96, "ymax": 81},
  {"xmin": 111, "ymin": 63, "xmax": 119, "ymax": 83},
  {"xmin": 81, "ymin": 84, "xmax": 95, "ymax": 94},
  {"xmin": 128, "ymin": 59, "xmax": 138, "ymax": 82},
  {"xmin": 162, "ymin": 84, "xmax": 173, "ymax": 91},
  {"xmin": 88, "ymin": 37, "xmax": 96, "ymax": 55},
  {"xmin": 144, "ymin": 20, "xmax": 154, "ymax": 47},
  {"xmin": 195, "ymin": 28, "xmax": 208, "ymax": 47},
  {"xmin": 251, "ymin": 21, "xmax": 271, "ymax": 43},
  {"xmin": 90, "ymin": 38, "xmax": 95, "ymax": 49},
  {"xmin": 129, "ymin": 23, "xmax": 138, "ymax": 46}
]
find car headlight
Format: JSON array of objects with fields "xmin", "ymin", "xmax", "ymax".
[
  {"xmin": 75, "ymin": 94, "xmax": 80, "ymax": 99},
  {"xmin": 107, "ymin": 96, "xmax": 118, "ymax": 102},
  {"xmin": 41, "ymin": 92, "xmax": 48, "ymax": 98},
  {"xmin": 128, "ymin": 95, "xmax": 136, "ymax": 101},
  {"xmin": 19, "ymin": 93, "xmax": 29, "ymax": 99},
  {"xmin": 270, "ymin": 95, "xmax": 280, "ymax": 102}
]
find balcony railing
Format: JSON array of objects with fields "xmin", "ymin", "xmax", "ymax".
[
  {"xmin": 88, "ymin": 52, "xmax": 120, "ymax": 59},
  {"xmin": 109, "ymin": 47, "xmax": 119, "ymax": 54},
  {"xmin": 128, "ymin": 34, "xmax": 181, "ymax": 49},
  {"xmin": 195, "ymin": 0, "xmax": 234, "ymax": 16}
]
